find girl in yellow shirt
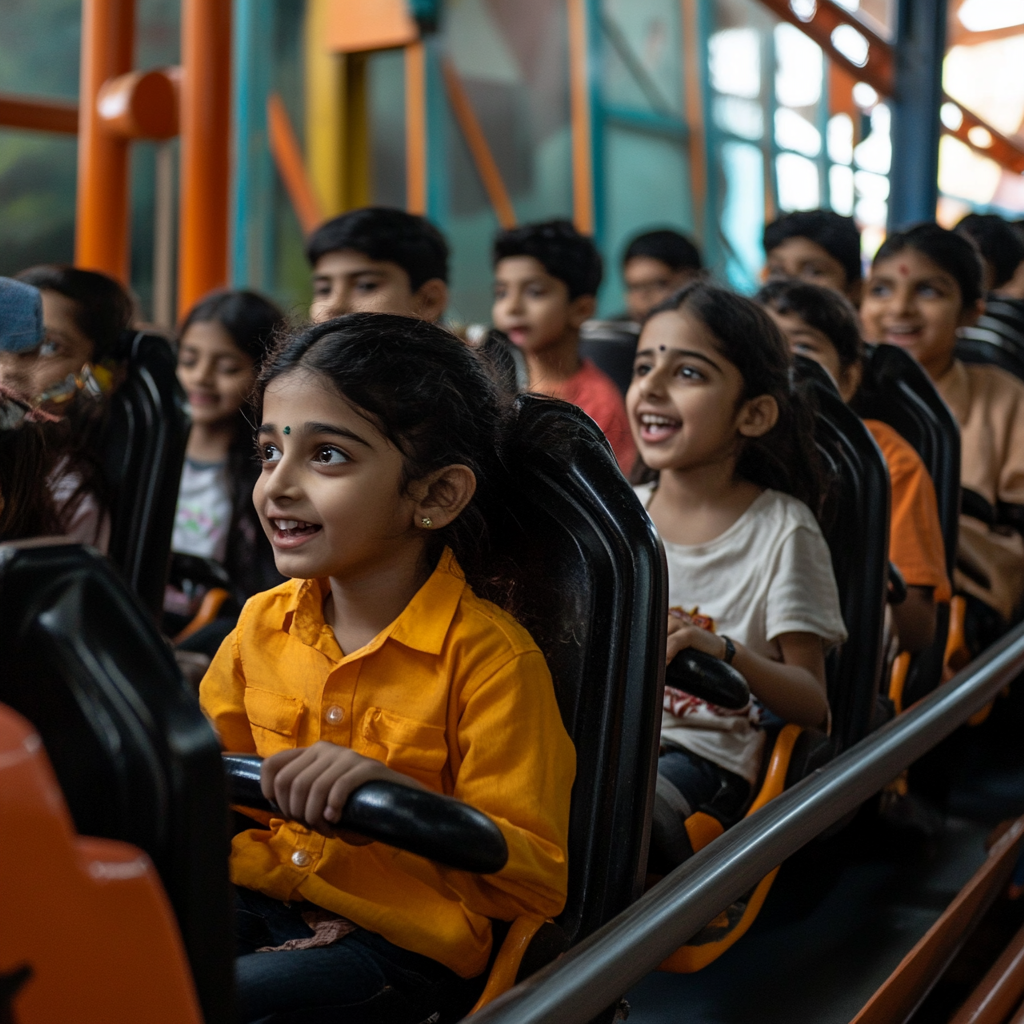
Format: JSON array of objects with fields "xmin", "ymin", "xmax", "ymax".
[{"xmin": 199, "ymin": 313, "xmax": 576, "ymax": 1024}]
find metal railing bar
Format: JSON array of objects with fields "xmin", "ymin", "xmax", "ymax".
[{"xmin": 472, "ymin": 623, "xmax": 1024, "ymax": 1024}]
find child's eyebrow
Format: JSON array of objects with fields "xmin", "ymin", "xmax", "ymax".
[
  {"xmin": 635, "ymin": 347, "xmax": 722, "ymax": 372},
  {"xmin": 257, "ymin": 422, "xmax": 373, "ymax": 447}
]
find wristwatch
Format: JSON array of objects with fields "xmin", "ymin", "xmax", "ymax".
[{"xmin": 721, "ymin": 635, "xmax": 736, "ymax": 665}]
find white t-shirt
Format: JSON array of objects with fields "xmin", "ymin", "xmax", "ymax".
[
  {"xmin": 172, "ymin": 458, "xmax": 232, "ymax": 562},
  {"xmin": 49, "ymin": 458, "xmax": 111, "ymax": 555},
  {"xmin": 635, "ymin": 483, "xmax": 847, "ymax": 783}
]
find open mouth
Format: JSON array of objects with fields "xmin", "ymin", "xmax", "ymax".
[
  {"xmin": 883, "ymin": 324, "xmax": 923, "ymax": 346},
  {"xmin": 638, "ymin": 412, "xmax": 681, "ymax": 443},
  {"xmin": 270, "ymin": 518, "xmax": 323, "ymax": 549}
]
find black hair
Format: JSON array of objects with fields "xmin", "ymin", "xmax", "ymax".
[
  {"xmin": 256, "ymin": 313, "xmax": 516, "ymax": 596},
  {"xmin": 623, "ymin": 229, "xmax": 702, "ymax": 272},
  {"xmin": 493, "ymin": 219, "xmax": 603, "ymax": 300},
  {"xmin": 179, "ymin": 289, "xmax": 286, "ymax": 365},
  {"xmin": 14, "ymin": 264, "xmax": 134, "ymax": 363},
  {"xmin": 635, "ymin": 282, "xmax": 826, "ymax": 517},
  {"xmin": 0, "ymin": 392, "xmax": 62, "ymax": 541},
  {"xmin": 955, "ymin": 213, "xmax": 1024, "ymax": 290},
  {"xmin": 305, "ymin": 207, "xmax": 450, "ymax": 289},
  {"xmin": 763, "ymin": 210, "xmax": 863, "ymax": 285},
  {"xmin": 872, "ymin": 222, "xmax": 984, "ymax": 310},
  {"xmin": 755, "ymin": 279, "xmax": 863, "ymax": 371}
]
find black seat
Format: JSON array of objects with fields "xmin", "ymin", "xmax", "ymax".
[
  {"xmin": 794, "ymin": 357, "xmax": 890, "ymax": 753},
  {"xmin": 102, "ymin": 330, "xmax": 191, "ymax": 617},
  {"xmin": 852, "ymin": 343, "xmax": 962, "ymax": 701},
  {"xmin": 0, "ymin": 394, "xmax": 666, "ymax": 1019},
  {"xmin": 0, "ymin": 540, "xmax": 231, "ymax": 1024},
  {"xmin": 957, "ymin": 332, "xmax": 1024, "ymax": 384},
  {"xmin": 579, "ymin": 320, "xmax": 639, "ymax": 397},
  {"xmin": 481, "ymin": 393, "xmax": 665, "ymax": 943}
]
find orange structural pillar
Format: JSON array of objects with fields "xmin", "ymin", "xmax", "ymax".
[
  {"xmin": 75, "ymin": 0, "xmax": 135, "ymax": 282},
  {"xmin": 178, "ymin": 0, "xmax": 232, "ymax": 317}
]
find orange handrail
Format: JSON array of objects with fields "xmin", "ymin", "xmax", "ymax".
[
  {"xmin": 178, "ymin": 0, "xmax": 231, "ymax": 317},
  {"xmin": 0, "ymin": 93, "xmax": 78, "ymax": 134},
  {"xmin": 566, "ymin": 0, "xmax": 594, "ymax": 235},
  {"xmin": 75, "ymin": 0, "xmax": 135, "ymax": 283},
  {"xmin": 267, "ymin": 93, "xmax": 325, "ymax": 236}
]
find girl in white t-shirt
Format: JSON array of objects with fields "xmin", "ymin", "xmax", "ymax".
[{"xmin": 626, "ymin": 281, "xmax": 846, "ymax": 871}]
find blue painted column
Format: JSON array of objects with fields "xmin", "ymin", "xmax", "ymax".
[
  {"xmin": 231, "ymin": 0, "xmax": 275, "ymax": 289},
  {"xmin": 887, "ymin": 0, "xmax": 948, "ymax": 229},
  {"xmin": 586, "ymin": 0, "xmax": 606, "ymax": 248},
  {"xmin": 424, "ymin": 34, "xmax": 450, "ymax": 230}
]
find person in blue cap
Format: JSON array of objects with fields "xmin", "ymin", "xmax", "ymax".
[{"xmin": 0, "ymin": 277, "xmax": 44, "ymax": 361}]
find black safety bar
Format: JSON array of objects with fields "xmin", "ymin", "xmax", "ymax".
[
  {"xmin": 223, "ymin": 753, "xmax": 509, "ymax": 874},
  {"xmin": 472, "ymin": 622, "xmax": 1024, "ymax": 1024}
]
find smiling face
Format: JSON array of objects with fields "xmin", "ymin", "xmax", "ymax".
[
  {"xmin": 765, "ymin": 237, "xmax": 854, "ymax": 299},
  {"xmin": 625, "ymin": 309, "xmax": 776, "ymax": 474},
  {"xmin": 176, "ymin": 320, "xmax": 257, "ymax": 428},
  {"xmin": 492, "ymin": 256, "xmax": 594, "ymax": 354},
  {"xmin": 310, "ymin": 249, "xmax": 446, "ymax": 323},
  {"xmin": 253, "ymin": 370, "xmax": 429, "ymax": 582},
  {"xmin": 623, "ymin": 257, "xmax": 699, "ymax": 322},
  {"xmin": 860, "ymin": 248, "xmax": 982, "ymax": 380},
  {"xmin": 0, "ymin": 290, "xmax": 95, "ymax": 405}
]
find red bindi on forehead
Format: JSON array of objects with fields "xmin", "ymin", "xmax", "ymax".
[{"xmin": 898, "ymin": 264, "xmax": 910, "ymax": 276}]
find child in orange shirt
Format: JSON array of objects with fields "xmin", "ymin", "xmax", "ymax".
[
  {"xmin": 860, "ymin": 224, "xmax": 1024, "ymax": 641},
  {"xmin": 492, "ymin": 220, "xmax": 637, "ymax": 473},
  {"xmin": 757, "ymin": 279, "xmax": 951, "ymax": 653},
  {"xmin": 199, "ymin": 314, "xmax": 575, "ymax": 1023}
]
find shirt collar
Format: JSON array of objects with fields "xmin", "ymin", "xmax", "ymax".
[{"xmin": 281, "ymin": 548, "xmax": 467, "ymax": 661}]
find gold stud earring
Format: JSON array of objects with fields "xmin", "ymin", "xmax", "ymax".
[{"xmin": 421, "ymin": 516, "xmax": 432, "ymax": 528}]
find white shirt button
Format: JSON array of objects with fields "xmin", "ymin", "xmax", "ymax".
[
  {"xmin": 291, "ymin": 850, "xmax": 312, "ymax": 868},
  {"xmin": 325, "ymin": 705, "xmax": 345, "ymax": 724}
]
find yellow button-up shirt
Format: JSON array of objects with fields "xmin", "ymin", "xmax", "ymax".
[{"xmin": 199, "ymin": 549, "xmax": 576, "ymax": 978}]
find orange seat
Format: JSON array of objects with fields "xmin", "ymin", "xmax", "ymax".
[{"xmin": 0, "ymin": 703, "xmax": 201, "ymax": 1024}]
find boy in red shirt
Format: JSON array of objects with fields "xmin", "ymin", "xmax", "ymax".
[{"xmin": 492, "ymin": 220, "xmax": 636, "ymax": 473}]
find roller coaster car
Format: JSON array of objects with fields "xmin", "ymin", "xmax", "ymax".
[
  {"xmin": 101, "ymin": 329, "xmax": 191, "ymax": 618},
  {"xmin": 0, "ymin": 394, "xmax": 667, "ymax": 1023},
  {"xmin": 852, "ymin": 343, "xmax": 963, "ymax": 706}
]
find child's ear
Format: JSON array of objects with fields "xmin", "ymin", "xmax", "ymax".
[
  {"xmin": 958, "ymin": 297, "xmax": 985, "ymax": 330},
  {"xmin": 737, "ymin": 394, "xmax": 779, "ymax": 439},
  {"xmin": 412, "ymin": 279, "xmax": 449, "ymax": 323},
  {"xmin": 567, "ymin": 293, "xmax": 596, "ymax": 330},
  {"xmin": 411, "ymin": 464, "xmax": 477, "ymax": 531}
]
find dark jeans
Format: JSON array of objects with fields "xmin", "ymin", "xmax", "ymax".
[
  {"xmin": 234, "ymin": 887, "xmax": 483, "ymax": 1024},
  {"xmin": 648, "ymin": 748, "xmax": 750, "ymax": 874}
]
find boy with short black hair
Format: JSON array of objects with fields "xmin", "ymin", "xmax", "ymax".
[
  {"xmin": 955, "ymin": 213, "xmax": 1024, "ymax": 295},
  {"xmin": 762, "ymin": 210, "xmax": 863, "ymax": 303},
  {"xmin": 306, "ymin": 207, "xmax": 450, "ymax": 323},
  {"xmin": 621, "ymin": 229, "xmax": 703, "ymax": 323},
  {"xmin": 492, "ymin": 219, "xmax": 636, "ymax": 472},
  {"xmin": 757, "ymin": 279, "xmax": 950, "ymax": 654}
]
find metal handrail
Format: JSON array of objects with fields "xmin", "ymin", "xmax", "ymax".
[{"xmin": 473, "ymin": 623, "xmax": 1024, "ymax": 1024}]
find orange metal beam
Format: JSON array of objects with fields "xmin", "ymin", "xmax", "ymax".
[
  {"xmin": 178, "ymin": 0, "xmax": 232, "ymax": 317},
  {"xmin": 441, "ymin": 58, "xmax": 516, "ymax": 228},
  {"xmin": 404, "ymin": 41, "xmax": 427, "ymax": 215},
  {"xmin": 97, "ymin": 69, "xmax": 178, "ymax": 140},
  {"xmin": 757, "ymin": 0, "xmax": 893, "ymax": 95},
  {"xmin": 0, "ymin": 94, "xmax": 78, "ymax": 135},
  {"xmin": 75, "ymin": 0, "xmax": 135, "ymax": 283},
  {"xmin": 567, "ymin": 0, "xmax": 594, "ymax": 235},
  {"xmin": 756, "ymin": 0, "xmax": 1024, "ymax": 179},
  {"xmin": 267, "ymin": 93, "xmax": 324, "ymax": 236}
]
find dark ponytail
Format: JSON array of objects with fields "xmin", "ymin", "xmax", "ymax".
[
  {"xmin": 634, "ymin": 281, "xmax": 827, "ymax": 519},
  {"xmin": 256, "ymin": 313, "xmax": 516, "ymax": 596}
]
